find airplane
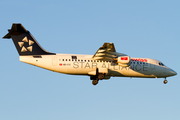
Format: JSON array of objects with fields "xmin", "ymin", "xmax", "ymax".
[{"xmin": 3, "ymin": 23, "xmax": 177, "ymax": 85}]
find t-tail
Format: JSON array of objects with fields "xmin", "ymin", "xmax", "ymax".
[{"xmin": 3, "ymin": 23, "xmax": 55, "ymax": 56}]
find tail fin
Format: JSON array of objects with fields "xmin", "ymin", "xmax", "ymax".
[{"xmin": 3, "ymin": 23, "xmax": 55, "ymax": 56}]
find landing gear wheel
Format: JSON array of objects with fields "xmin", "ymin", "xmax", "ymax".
[
  {"xmin": 92, "ymin": 80, "xmax": 99, "ymax": 85},
  {"xmin": 163, "ymin": 80, "xmax": 168, "ymax": 84},
  {"xmin": 98, "ymin": 73, "xmax": 105, "ymax": 80}
]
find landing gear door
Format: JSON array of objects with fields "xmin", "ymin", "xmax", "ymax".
[{"xmin": 98, "ymin": 68, "xmax": 108, "ymax": 74}]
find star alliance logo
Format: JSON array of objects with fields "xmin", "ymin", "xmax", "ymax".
[{"xmin": 18, "ymin": 36, "xmax": 34, "ymax": 52}]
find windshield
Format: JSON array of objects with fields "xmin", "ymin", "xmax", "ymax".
[{"xmin": 159, "ymin": 62, "xmax": 165, "ymax": 66}]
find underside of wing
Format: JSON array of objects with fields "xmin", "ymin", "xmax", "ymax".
[{"xmin": 92, "ymin": 43, "xmax": 127, "ymax": 60}]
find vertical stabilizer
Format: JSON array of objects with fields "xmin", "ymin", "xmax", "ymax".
[{"xmin": 3, "ymin": 23, "xmax": 55, "ymax": 56}]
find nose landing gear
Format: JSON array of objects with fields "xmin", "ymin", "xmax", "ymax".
[{"xmin": 163, "ymin": 78, "xmax": 168, "ymax": 84}]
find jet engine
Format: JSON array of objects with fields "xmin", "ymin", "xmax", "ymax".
[{"xmin": 113, "ymin": 56, "xmax": 131, "ymax": 67}]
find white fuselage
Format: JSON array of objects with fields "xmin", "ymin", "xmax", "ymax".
[{"xmin": 19, "ymin": 54, "xmax": 176, "ymax": 78}]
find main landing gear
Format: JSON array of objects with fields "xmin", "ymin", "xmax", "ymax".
[
  {"xmin": 163, "ymin": 78, "xmax": 168, "ymax": 84},
  {"xmin": 91, "ymin": 73, "xmax": 105, "ymax": 85}
]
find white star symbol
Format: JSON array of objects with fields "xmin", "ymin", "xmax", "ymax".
[{"xmin": 18, "ymin": 36, "xmax": 34, "ymax": 52}]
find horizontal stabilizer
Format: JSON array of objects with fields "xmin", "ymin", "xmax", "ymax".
[{"xmin": 3, "ymin": 24, "xmax": 27, "ymax": 38}]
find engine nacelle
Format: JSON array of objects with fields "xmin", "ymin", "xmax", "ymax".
[{"xmin": 114, "ymin": 56, "xmax": 131, "ymax": 67}]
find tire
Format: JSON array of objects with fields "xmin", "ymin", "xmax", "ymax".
[
  {"xmin": 98, "ymin": 73, "xmax": 105, "ymax": 80},
  {"xmin": 163, "ymin": 80, "xmax": 168, "ymax": 84},
  {"xmin": 92, "ymin": 80, "xmax": 98, "ymax": 85}
]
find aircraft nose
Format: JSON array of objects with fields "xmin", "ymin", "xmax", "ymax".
[{"xmin": 168, "ymin": 69, "xmax": 177, "ymax": 76}]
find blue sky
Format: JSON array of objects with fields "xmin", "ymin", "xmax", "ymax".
[{"xmin": 0, "ymin": 0, "xmax": 179, "ymax": 120}]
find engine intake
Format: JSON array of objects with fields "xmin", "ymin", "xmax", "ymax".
[{"xmin": 113, "ymin": 56, "xmax": 131, "ymax": 67}]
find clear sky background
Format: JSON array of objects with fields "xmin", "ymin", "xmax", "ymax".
[{"xmin": 0, "ymin": 0, "xmax": 179, "ymax": 120}]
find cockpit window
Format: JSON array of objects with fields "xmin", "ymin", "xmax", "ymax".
[{"xmin": 159, "ymin": 62, "xmax": 165, "ymax": 66}]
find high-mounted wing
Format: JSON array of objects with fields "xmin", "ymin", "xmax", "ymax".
[{"xmin": 92, "ymin": 43, "xmax": 127, "ymax": 60}]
